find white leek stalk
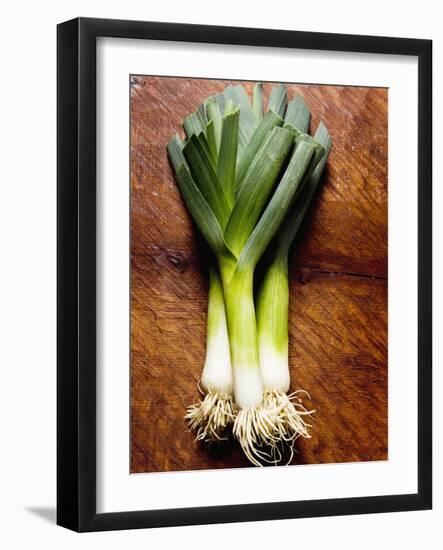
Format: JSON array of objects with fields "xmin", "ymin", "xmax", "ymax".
[{"xmin": 185, "ymin": 267, "xmax": 236, "ymax": 441}]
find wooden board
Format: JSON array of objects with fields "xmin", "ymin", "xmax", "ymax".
[{"xmin": 130, "ymin": 77, "xmax": 387, "ymax": 473}]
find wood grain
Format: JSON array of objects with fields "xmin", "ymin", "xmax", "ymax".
[{"xmin": 130, "ymin": 77, "xmax": 387, "ymax": 472}]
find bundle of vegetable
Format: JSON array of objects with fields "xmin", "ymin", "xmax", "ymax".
[{"xmin": 167, "ymin": 83, "xmax": 331, "ymax": 465}]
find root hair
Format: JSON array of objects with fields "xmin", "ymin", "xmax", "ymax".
[
  {"xmin": 185, "ymin": 391, "xmax": 237, "ymax": 443},
  {"xmin": 263, "ymin": 389, "xmax": 315, "ymax": 444},
  {"xmin": 233, "ymin": 405, "xmax": 286, "ymax": 467}
]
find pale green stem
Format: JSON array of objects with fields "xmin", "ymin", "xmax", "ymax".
[
  {"xmin": 222, "ymin": 265, "xmax": 263, "ymax": 409},
  {"xmin": 256, "ymin": 253, "xmax": 290, "ymax": 392},
  {"xmin": 257, "ymin": 122, "xmax": 332, "ymax": 391}
]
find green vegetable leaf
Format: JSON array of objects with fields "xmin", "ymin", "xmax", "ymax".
[
  {"xmin": 236, "ymin": 109, "xmax": 284, "ymax": 193},
  {"xmin": 183, "ymin": 111, "xmax": 206, "ymax": 138},
  {"xmin": 252, "ymin": 83, "xmax": 264, "ymax": 123},
  {"xmin": 224, "ymin": 127, "xmax": 294, "ymax": 256},
  {"xmin": 167, "ymin": 134, "xmax": 186, "ymax": 173},
  {"xmin": 167, "ymin": 156, "xmax": 237, "ymax": 274},
  {"xmin": 237, "ymin": 138, "xmax": 316, "ymax": 271},
  {"xmin": 205, "ymin": 96, "xmax": 223, "ymax": 153},
  {"xmin": 276, "ymin": 122, "xmax": 332, "ymax": 254},
  {"xmin": 268, "ymin": 84, "xmax": 287, "ymax": 118},
  {"xmin": 223, "ymin": 85, "xmax": 258, "ymax": 152},
  {"xmin": 183, "ymin": 135, "xmax": 231, "ymax": 229},
  {"xmin": 285, "ymin": 95, "xmax": 311, "ymax": 134},
  {"xmin": 217, "ymin": 109, "xmax": 240, "ymax": 208}
]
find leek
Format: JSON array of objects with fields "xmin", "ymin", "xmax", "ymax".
[
  {"xmin": 185, "ymin": 266, "xmax": 236, "ymax": 441},
  {"xmin": 226, "ymin": 138, "xmax": 319, "ymax": 464},
  {"xmin": 256, "ymin": 121, "xmax": 332, "ymax": 446},
  {"xmin": 169, "ymin": 115, "xmax": 237, "ymax": 442},
  {"xmin": 166, "ymin": 83, "xmax": 331, "ymax": 465}
]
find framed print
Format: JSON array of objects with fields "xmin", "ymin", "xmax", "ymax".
[{"xmin": 57, "ymin": 17, "xmax": 432, "ymax": 531}]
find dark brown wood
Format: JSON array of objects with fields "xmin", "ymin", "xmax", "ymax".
[{"xmin": 130, "ymin": 77, "xmax": 387, "ymax": 473}]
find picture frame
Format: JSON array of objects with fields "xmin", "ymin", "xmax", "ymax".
[{"xmin": 57, "ymin": 17, "xmax": 432, "ymax": 532}]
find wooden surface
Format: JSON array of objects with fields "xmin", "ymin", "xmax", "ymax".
[{"xmin": 130, "ymin": 77, "xmax": 387, "ymax": 472}]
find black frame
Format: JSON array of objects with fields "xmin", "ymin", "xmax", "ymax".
[{"xmin": 57, "ymin": 17, "xmax": 432, "ymax": 532}]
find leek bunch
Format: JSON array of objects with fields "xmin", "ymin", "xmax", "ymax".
[{"xmin": 167, "ymin": 83, "xmax": 332, "ymax": 466}]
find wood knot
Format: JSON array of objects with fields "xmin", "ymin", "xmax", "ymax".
[
  {"xmin": 167, "ymin": 252, "xmax": 187, "ymax": 272},
  {"xmin": 130, "ymin": 76, "xmax": 145, "ymax": 88},
  {"xmin": 299, "ymin": 267, "xmax": 311, "ymax": 284}
]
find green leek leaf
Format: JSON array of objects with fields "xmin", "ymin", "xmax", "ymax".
[
  {"xmin": 252, "ymin": 83, "xmax": 264, "ymax": 123},
  {"xmin": 166, "ymin": 150, "xmax": 237, "ymax": 274},
  {"xmin": 285, "ymin": 95, "xmax": 311, "ymax": 134},
  {"xmin": 167, "ymin": 134, "xmax": 186, "ymax": 173},
  {"xmin": 205, "ymin": 96, "xmax": 223, "ymax": 153},
  {"xmin": 183, "ymin": 135, "xmax": 231, "ymax": 229},
  {"xmin": 223, "ymin": 98, "xmax": 235, "ymax": 116},
  {"xmin": 289, "ymin": 133, "xmax": 326, "ymax": 205},
  {"xmin": 237, "ymin": 139, "xmax": 316, "ymax": 271},
  {"xmin": 217, "ymin": 109, "xmax": 240, "ymax": 208},
  {"xmin": 235, "ymin": 109, "xmax": 284, "ymax": 193},
  {"xmin": 268, "ymin": 84, "xmax": 287, "ymax": 118},
  {"xmin": 205, "ymin": 120, "xmax": 218, "ymax": 164},
  {"xmin": 277, "ymin": 122, "xmax": 332, "ymax": 254},
  {"xmin": 224, "ymin": 127, "xmax": 294, "ymax": 256},
  {"xmin": 196, "ymin": 130, "xmax": 217, "ymax": 169},
  {"xmin": 223, "ymin": 85, "xmax": 258, "ymax": 152},
  {"xmin": 183, "ymin": 111, "xmax": 206, "ymax": 138},
  {"xmin": 198, "ymin": 103, "xmax": 208, "ymax": 125}
]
